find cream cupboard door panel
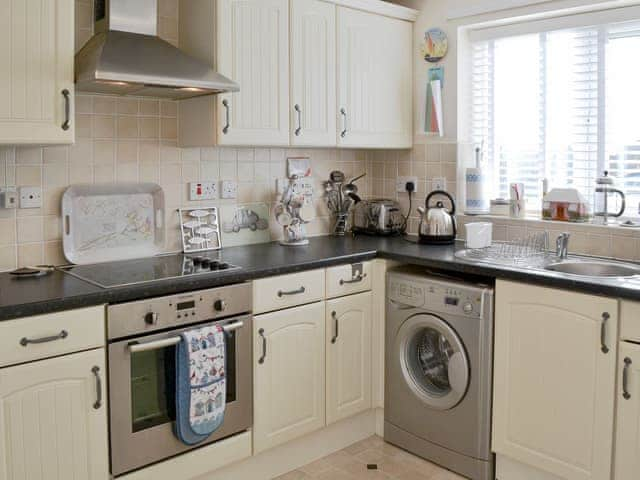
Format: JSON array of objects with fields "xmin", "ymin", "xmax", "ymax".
[
  {"xmin": 0, "ymin": 0, "xmax": 74, "ymax": 144},
  {"xmin": 493, "ymin": 280, "xmax": 617, "ymax": 480},
  {"xmin": 337, "ymin": 7, "xmax": 412, "ymax": 149},
  {"xmin": 290, "ymin": 0, "xmax": 337, "ymax": 146},
  {"xmin": 326, "ymin": 292, "xmax": 372, "ymax": 425},
  {"xmin": 614, "ymin": 342, "xmax": 640, "ymax": 480},
  {"xmin": 217, "ymin": 0, "xmax": 289, "ymax": 146},
  {"xmin": 0, "ymin": 349, "xmax": 108, "ymax": 480},
  {"xmin": 253, "ymin": 302, "xmax": 325, "ymax": 453}
]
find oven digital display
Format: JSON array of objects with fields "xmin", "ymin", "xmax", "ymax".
[
  {"xmin": 177, "ymin": 300, "xmax": 196, "ymax": 310},
  {"xmin": 445, "ymin": 297, "xmax": 459, "ymax": 306}
]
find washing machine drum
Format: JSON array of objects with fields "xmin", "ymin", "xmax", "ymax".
[{"xmin": 397, "ymin": 314, "xmax": 470, "ymax": 410}]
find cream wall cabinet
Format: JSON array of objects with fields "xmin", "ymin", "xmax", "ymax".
[
  {"xmin": 0, "ymin": 348, "xmax": 108, "ymax": 480},
  {"xmin": 493, "ymin": 280, "xmax": 618, "ymax": 480},
  {"xmin": 253, "ymin": 302, "xmax": 326, "ymax": 454},
  {"xmin": 614, "ymin": 341, "xmax": 640, "ymax": 480},
  {"xmin": 178, "ymin": 0, "xmax": 414, "ymax": 148},
  {"xmin": 0, "ymin": 0, "xmax": 75, "ymax": 144},
  {"xmin": 290, "ymin": 0, "xmax": 337, "ymax": 146},
  {"xmin": 336, "ymin": 7, "xmax": 412, "ymax": 149},
  {"xmin": 326, "ymin": 291, "xmax": 372, "ymax": 424}
]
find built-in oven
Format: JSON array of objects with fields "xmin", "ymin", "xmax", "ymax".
[{"xmin": 107, "ymin": 283, "xmax": 253, "ymax": 477}]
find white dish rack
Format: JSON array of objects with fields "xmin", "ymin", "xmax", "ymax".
[{"xmin": 456, "ymin": 232, "xmax": 552, "ymax": 267}]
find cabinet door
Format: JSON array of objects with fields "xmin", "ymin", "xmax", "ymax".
[
  {"xmin": 0, "ymin": 0, "xmax": 74, "ymax": 144},
  {"xmin": 614, "ymin": 342, "xmax": 640, "ymax": 480},
  {"xmin": 493, "ymin": 280, "xmax": 617, "ymax": 480},
  {"xmin": 253, "ymin": 302, "xmax": 325, "ymax": 453},
  {"xmin": 290, "ymin": 0, "xmax": 336, "ymax": 147},
  {"xmin": 326, "ymin": 292, "xmax": 372, "ymax": 425},
  {"xmin": 0, "ymin": 349, "xmax": 108, "ymax": 480},
  {"xmin": 337, "ymin": 7, "xmax": 412, "ymax": 149},
  {"xmin": 217, "ymin": 0, "xmax": 290, "ymax": 146}
]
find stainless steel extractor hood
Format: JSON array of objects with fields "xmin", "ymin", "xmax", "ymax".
[{"xmin": 75, "ymin": 0, "xmax": 239, "ymax": 99}]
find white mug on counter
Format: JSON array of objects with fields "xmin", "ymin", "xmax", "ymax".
[{"xmin": 465, "ymin": 222, "xmax": 493, "ymax": 249}]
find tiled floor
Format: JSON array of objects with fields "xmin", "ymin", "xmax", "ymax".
[{"xmin": 273, "ymin": 435, "xmax": 465, "ymax": 480}]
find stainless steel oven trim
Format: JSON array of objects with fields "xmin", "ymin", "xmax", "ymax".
[{"xmin": 108, "ymin": 314, "xmax": 253, "ymax": 477}]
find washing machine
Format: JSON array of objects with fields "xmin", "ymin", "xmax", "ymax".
[{"xmin": 385, "ymin": 267, "xmax": 494, "ymax": 480}]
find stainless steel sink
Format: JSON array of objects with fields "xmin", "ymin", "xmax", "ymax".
[{"xmin": 544, "ymin": 260, "xmax": 640, "ymax": 278}]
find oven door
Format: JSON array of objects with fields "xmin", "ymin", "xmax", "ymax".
[{"xmin": 108, "ymin": 315, "xmax": 252, "ymax": 477}]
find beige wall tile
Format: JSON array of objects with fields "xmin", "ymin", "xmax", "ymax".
[
  {"xmin": 16, "ymin": 147, "xmax": 42, "ymax": 165},
  {"xmin": 94, "ymin": 164, "xmax": 116, "ymax": 183},
  {"xmin": 70, "ymin": 138, "xmax": 93, "ymax": 163},
  {"xmin": 94, "ymin": 140, "xmax": 115, "ymax": 164},
  {"xmin": 0, "ymin": 246, "xmax": 16, "ymax": 271},
  {"xmin": 93, "ymin": 96, "xmax": 116, "ymax": 114},
  {"xmin": 117, "ymin": 141, "xmax": 138, "ymax": 163},
  {"xmin": 160, "ymin": 163, "xmax": 182, "ymax": 184},
  {"xmin": 43, "ymin": 163, "xmax": 69, "ymax": 187},
  {"xmin": 75, "ymin": 114, "xmax": 93, "ymax": 138},
  {"xmin": 17, "ymin": 243, "xmax": 43, "ymax": 266},
  {"xmin": 75, "ymin": 94, "xmax": 93, "ymax": 114},
  {"xmin": 160, "ymin": 117, "xmax": 177, "ymax": 140},
  {"xmin": 44, "ymin": 241, "xmax": 66, "ymax": 266},
  {"xmin": 117, "ymin": 116, "xmax": 139, "ymax": 138},
  {"xmin": 139, "ymin": 117, "xmax": 160, "ymax": 139},
  {"xmin": 139, "ymin": 99, "xmax": 160, "ymax": 116},
  {"xmin": 160, "ymin": 100, "xmax": 178, "ymax": 117},
  {"xmin": 43, "ymin": 188, "xmax": 65, "ymax": 216},
  {"xmin": 0, "ymin": 218, "xmax": 16, "ymax": 245},
  {"xmin": 44, "ymin": 216, "xmax": 62, "ymax": 241},
  {"xmin": 43, "ymin": 146, "xmax": 68, "ymax": 164},
  {"xmin": 16, "ymin": 165, "xmax": 42, "ymax": 186},
  {"xmin": 70, "ymin": 163, "xmax": 94, "ymax": 184},
  {"xmin": 117, "ymin": 98, "xmax": 139, "ymax": 115},
  {"xmin": 117, "ymin": 163, "xmax": 139, "ymax": 182},
  {"xmin": 17, "ymin": 217, "xmax": 43, "ymax": 244},
  {"xmin": 94, "ymin": 115, "xmax": 116, "ymax": 138}
]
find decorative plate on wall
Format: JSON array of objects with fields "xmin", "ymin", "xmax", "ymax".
[{"xmin": 422, "ymin": 28, "xmax": 448, "ymax": 63}]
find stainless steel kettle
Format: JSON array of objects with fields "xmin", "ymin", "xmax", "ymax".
[{"xmin": 417, "ymin": 190, "xmax": 457, "ymax": 244}]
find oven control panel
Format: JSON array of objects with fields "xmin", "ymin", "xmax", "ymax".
[{"xmin": 107, "ymin": 283, "xmax": 252, "ymax": 340}]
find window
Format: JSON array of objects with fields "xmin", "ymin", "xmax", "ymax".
[{"xmin": 469, "ymin": 11, "xmax": 640, "ymax": 217}]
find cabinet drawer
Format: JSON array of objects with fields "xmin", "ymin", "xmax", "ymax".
[
  {"xmin": 621, "ymin": 300, "xmax": 640, "ymax": 342},
  {"xmin": 0, "ymin": 306, "xmax": 106, "ymax": 368},
  {"xmin": 325, "ymin": 262, "xmax": 372, "ymax": 298},
  {"xmin": 253, "ymin": 269, "xmax": 325, "ymax": 314}
]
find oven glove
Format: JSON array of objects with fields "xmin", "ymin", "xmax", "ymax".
[{"xmin": 175, "ymin": 324, "xmax": 226, "ymax": 445}]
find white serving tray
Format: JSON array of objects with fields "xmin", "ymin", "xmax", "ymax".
[{"xmin": 62, "ymin": 183, "xmax": 165, "ymax": 264}]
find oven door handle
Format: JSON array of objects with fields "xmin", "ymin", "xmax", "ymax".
[{"xmin": 128, "ymin": 321, "xmax": 245, "ymax": 353}]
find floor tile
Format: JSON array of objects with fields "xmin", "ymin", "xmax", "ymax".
[{"xmin": 273, "ymin": 471, "xmax": 310, "ymax": 480}]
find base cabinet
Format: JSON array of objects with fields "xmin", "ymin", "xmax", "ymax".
[
  {"xmin": 253, "ymin": 302, "xmax": 326, "ymax": 454},
  {"xmin": 326, "ymin": 292, "xmax": 372, "ymax": 425},
  {"xmin": 493, "ymin": 280, "xmax": 618, "ymax": 480},
  {"xmin": 0, "ymin": 349, "xmax": 108, "ymax": 480},
  {"xmin": 614, "ymin": 342, "xmax": 640, "ymax": 480}
]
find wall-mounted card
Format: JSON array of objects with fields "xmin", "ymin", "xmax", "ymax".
[{"xmin": 220, "ymin": 203, "xmax": 271, "ymax": 247}]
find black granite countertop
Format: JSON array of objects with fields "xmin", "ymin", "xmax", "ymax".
[{"xmin": 2, "ymin": 235, "xmax": 640, "ymax": 321}]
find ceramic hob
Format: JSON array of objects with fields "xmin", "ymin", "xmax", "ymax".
[{"xmin": 60, "ymin": 253, "xmax": 240, "ymax": 289}]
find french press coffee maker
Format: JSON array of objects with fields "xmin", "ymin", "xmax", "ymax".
[{"xmin": 594, "ymin": 171, "xmax": 626, "ymax": 225}]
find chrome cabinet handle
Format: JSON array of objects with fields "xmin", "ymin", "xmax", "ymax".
[
  {"xmin": 623, "ymin": 357, "xmax": 632, "ymax": 400},
  {"xmin": 92, "ymin": 366, "xmax": 102, "ymax": 410},
  {"xmin": 61, "ymin": 89, "xmax": 71, "ymax": 131},
  {"xmin": 294, "ymin": 104, "xmax": 302, "ymax": 136},
  {"xmin": 340, "ymin": 273, "xmax": 366, "ymax": 285},
  {"xmin": 128, "ymin": 321, "xmax": 245, "ymax": 353},
  {"xmin": 340, "ymin": 108, "xmax": 347, "ymax": 138},
  {"xmin": 278, "ymin": 286, "xmax": 305, "ymax": 297},
  {"xmin": 20, "ymin": 330, "xmax": 68, "ymax": 347},
  {"xmin": 258, "ymin": 328, "xmax": 267, "ymax": 364},
  {"xmin": 331, "ymin": 311, "xmax": 339, "ymax": 344},
  {"xmin": 222, "ymin": 99, "xmax": 230, "ymax": 134},
  {"xmin": 600, "ymin": 312, "xmax": 610, "ymax": 354}
]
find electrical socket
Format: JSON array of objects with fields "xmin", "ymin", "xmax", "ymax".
[
  {"xmin": 0, "ymin": 187, "xmax": 18, "ymax": 209},
  {"xmin": 19, "ymin": 186, "xmax": 42, "ymax": 208},
  {"xmin": 396, "ymin": 176, "xmax": 418, "ymax": 193},
  {"xmin": 189, "ymin": 182, "xmax": 217, "ymax": 201},
  {"xmin": 432, "ymin": 177, "xmax": 447, "ymax": 191},
  {"xmin": 220, "ymin": 180, "xmax": 237, "ymax": 199}
]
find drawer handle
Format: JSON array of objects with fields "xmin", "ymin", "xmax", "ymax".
[
  {"xmin": 92, "ymin": 366, "xmax": 102, "ymax": 410},
  {"xmin": 20, "ymin": 330, "xmax": 68, "ymax": 347},
  {"xmin": 278, "ymin": 286, "xmax": 306, "ymax": 297},
  {"xmin": 600, "ymin": 312, "xmax": 610, "ymax": 354},
  {"xmin": 258, "ymin": 328, "xmax": 267, "ymax": 364},
  {"xmin": 623, "ymin": 357, "xmax": 632, "ymax": 400},
  {"xmin": 340, "ymin": 273, "xmax": 366, "ymax": 285},
  {"xmin": 61, "ymin": 89, "xmax": 71, "ymax": 131},
  {"xmin": 331, "ymin": 311, "xmax": 339, "ymax": 344}
]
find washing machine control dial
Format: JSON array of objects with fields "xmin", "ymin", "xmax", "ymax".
[{"xmin": 462, "ymin": 302, "xmax": 474, "ymax": 314}]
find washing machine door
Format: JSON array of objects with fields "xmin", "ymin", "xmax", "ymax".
[{"xmin": 396, "ymin": 313, "xmax": 470, "ymax": 410}]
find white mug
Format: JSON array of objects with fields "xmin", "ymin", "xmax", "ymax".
[{"xmin": 465, "ymin": 222, "xmax": 493, "ymax": 249}]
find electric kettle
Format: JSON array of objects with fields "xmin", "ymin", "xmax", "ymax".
[{"xmin": 418, "ymin": 190, "xmax": 457, "ymax": 244}]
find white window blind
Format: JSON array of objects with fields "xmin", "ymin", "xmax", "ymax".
[{"xmin": 470, "ymin": 13, "xmax": 640, "ymax": 217}]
